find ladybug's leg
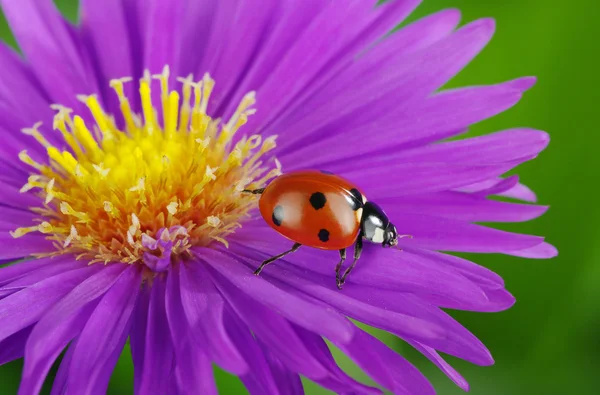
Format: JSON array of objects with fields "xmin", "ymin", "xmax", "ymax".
[
  {"xmin": 334, "ymin": 249, "xmax": 347, "ymax": 287},
  {"xmin": 242, "ymin": 188, "xmax": 265, "ymax": 195},
  {"xmin": 254, "ymin": 242, "xmax": 301, "ymax": 275},
  {"xmin": 337, "ymin": 235, "xmax": 363, "ymax": 290}
]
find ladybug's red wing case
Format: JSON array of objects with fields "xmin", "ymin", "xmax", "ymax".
[
  {"xmin": 258, "ymin": 171, "xmax": 364, "ymax": 250},
  {"xmin": 249, "ymin": 170, "xmax": 403, "ymax": 289}
]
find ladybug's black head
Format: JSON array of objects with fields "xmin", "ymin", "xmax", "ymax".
[
  {"xmin": 382, "ymin": 223, "xmax": 399, "ymax": 248},
  {"xmin": 361, "ymin": 202, "xmax": 394, "ymax": 246}
]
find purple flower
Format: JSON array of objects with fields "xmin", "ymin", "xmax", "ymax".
[{"xmin": 0, "ymin": 0, "xmax": 555, "ymax": 394}]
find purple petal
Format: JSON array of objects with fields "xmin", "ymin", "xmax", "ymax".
[
  {"xmin": 501, "ymin": 182, "xmax": 539, "ymax": 202},
  {"xmin": 0, "ymin": 258, "xmax": 85, "ymax": 297},
  {"xmin": 0, "ymin": 207, "xmax": 37, "ymax": 228},
  {"xmin": 0, "ymin": 232, "xmax": 55, "ymax": 260},
  {"xmin": 408, "ymin": 341, "xmax": 470, "ymax": 391},
  {"xmin": 137, "ymin": 275, "xmax": 175, "ymax": 395},
  {"xmin": 216, "ymin": 0, "xmax": 328, "ymax": 119},
  {"xmin": 232, "ymin": 249, "xmax": 446, "ymax": 344},
  {"xmin": 269, "ymin": 2, "xmax": 460, "ymax": 152},
  {"xmin": 0, "ymin": 182, "xmax": 44, "ymax": 212},
  {"xmin": 0, "ymin": 325, "xmax": 32, "ymax": 365},
  {"xmin": 165, "ymin": 265, "xmax": 217, "ymax": 395},
  {"xmin": 342, "ymin": 162, "xmax": 516, "ymax": 198},
  {"xmin": 175, "ymin": 350, "xmax": 216, "ymax": 395},
  {"xmin": 67, "ymin": 265, "xmax": 142, "ymax": 394},
  {"xmin": 19, "ymin": 264, "xmax": 126, "ymax": 395},
  {"xmin": 206, "ymin": 0, "xmax": 280, "ymax": 113},
  {"xmin": 174, "ymin": 0, "xmax": 218, "ymax": 76},
  {"xmin": 199, "ymin": 247, "xmax": 354, "ymax": 344},
  {"xmin": 292, "ymin": 326, "xmax": 382, "ymax": 395},
  {"xmin": 19, "ymin": 306, "xmax": 95, "ymax": 395},
  {"xmin": 260, "ymin": 345, "xmax": 305, "ymax": 395},
  {"xmin": 222, "ymin": 306, "xmax": 284, "ymax": 395},
  {"xmin": 97, "ymin": 331, "xmax": 133, "ymax": 395},
  {"xmin": 424, "ymin": 286, "xmax": 516, "ymax": 313},
  {"xmin": 0, "ymin": 44, "xmax": 53, "ymax": 123},
  {"xmin": 130, "ymin": 283, "xmax": 151, "ymax": 394},
  {"xmin": 0, "ymin": 0, "xmax": 96, "ymax": 108},
  {"xmin": 336, "ymin": 326, "xmax": 435, "ymax": 395},
  {"xmin": 50, "ymin": 339, "xmax": 76, "ymax": 395},
  {"xmin": 382, "ymin": 213, "xmax": 544, "ymax": 253},
  {"xmin": 379, "ymin": 192, "xmax": 548, "ymax": 223},
  {"xmin": 141, "ymin": 0, "xmax": 185, "ymax": 75},
  {"xmin": 273, "ymin": 17, "xmax": 495, "ymax": 153},
  {"xmin": 250, "ymin": 0, "xmax": 421, "ymax": 130},
  {"xmin": 206, "ymin": 262, "xmax": 329, "ymax": 380},
  {"xmin": 0, "ymin": 263, "xmax": 100, "ymax": 343},
  {"xmin": 0, "ymin": 163, "xmax": 27, "ymax": 190},
  {"xmin": 381, "ymin": 8, "xmax": 461, "ymax": 54},
  {"xmin": 0, "ymin": 100, "xmax": 53, "ymax": 159},
  {"xmin": 79, "ymin": 0, "xmax": 135, "ymax": 112},
  {"xmin": 191, "ymin": 0, "xmax": 239, "ymax": 80},
  {"xmin": 467, "ymin": 175, "xmax": 520, "ymax": 198},
  {"xmin": 410, "ymin": 249, "xmax": 505, "ymax": 290},
  {"xmin": 280, "ymin": 79, "xmax": 535, "ymax": 167},
  {"xmin": 231, "ymin": 246, "xmax": 493, "ymax": 365},
  {"xmin": 0, "ymin": 220, "xmax": 24, "ymax": 231},
  {"xmin": 459, "ymin": 178, "xmax": 538, "ymax": 202},
  {"xmin": 179, "ymin": 262, "xmax": 247, "ymax": 375},
  {"xmin": 0, "ymin": 117, "xmax": 43, "ymax": 174},
  {"xmin": 506, "ymin": 242, "xmax": 558, "ymax": 259},
  {"xmin": 388, "ymin": 127, "xmax": 549, "ymax": 165},
  {"xmin": 348, "ymin": 289, "xmax": 496, "ymax": 361},
  {"xmin": 231, "ymin": 226, "xmax": 496, "ymax": 298},
  {"xmin": 333, "ymin": 287, "xmax": 494, "ymax": 365},
  {"xmin": 0, "ymin": 256, "xmax": 58, "ymax": 286}
]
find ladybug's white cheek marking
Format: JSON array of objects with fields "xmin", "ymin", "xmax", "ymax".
[{"xmin": 372, "ymin": 227, "xmax": 385, "ymax": 243}]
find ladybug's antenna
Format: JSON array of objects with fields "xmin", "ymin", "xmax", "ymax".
[{"xmin": 394, "ymin": 234, "xmax": 413, "ymax": 251}]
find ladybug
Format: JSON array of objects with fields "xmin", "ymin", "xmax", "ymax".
[{"xmin": 244, "ymin": 170, "xmax": 410, "ymax": 289}]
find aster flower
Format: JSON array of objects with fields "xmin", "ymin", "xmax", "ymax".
[{"xmin": 0, "ymin": 0, "xmax": 555, "ymax": 394}]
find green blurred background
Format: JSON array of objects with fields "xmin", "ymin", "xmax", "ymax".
[{"xmin": 0, "ymin": 0, "xmax": 597, "ymax": 394}]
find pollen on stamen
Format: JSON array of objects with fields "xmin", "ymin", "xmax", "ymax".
[{"xmin": 12, "ymin": 67, "xmax": 281, "ymax": 268}]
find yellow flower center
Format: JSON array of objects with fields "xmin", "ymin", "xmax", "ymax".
[{"xmin": 11, "ymin": 66, "xmax": 280, "ymax": 268}]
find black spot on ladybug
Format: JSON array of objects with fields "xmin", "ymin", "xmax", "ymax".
[
  {"xmin": 320, "ymin": 170, "xmax": 334, "ymax": 175},
  {"xmin": 272, "ymin": 205, "xmax": 284, "ymax": 226},
  {"xmin": 309, "ymin": 192, "xmax": 327, "ymax": 210},
  {"xmin": 346, "ymin": 188, "xmax": 363, "ymax": 211},
  {"xmin": 318, "ymin": 229, "xmax": 330, "ymax": 242}
]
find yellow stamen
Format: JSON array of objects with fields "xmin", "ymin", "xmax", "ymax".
[
  {"xmin": 109, "ymin": 77, "xmax": 137, "ymax": 133},
  {"xmin": 10, "ymin": 226, "xmax": 39, "ymax": 238},
  {"xmin": 79, "ymin": 95, "xmax": 115, "ymax": 139},
  {"xmin": 166, "ymin": 202, "xmax": 179, "ymax": 215},
  {"xmin": 200, "ymin": 73, "xmax": 215, "ymax": 114},
  {"xmin": 177, "ymin": 75, "xmax": 194, "ymax": 134},
  {"xmin": 207, "ymin": 216, "xmax": 221, "ymax": 227},
  {"xmin": 52, "ymin": 108, "xmax": 84, "ymax": 157},
  {"xmin": 21, "ymin": 122, "xmax": 51, "ymax": 148},
  {"xmin": 153, "ymin": 66, "xmax": 171, "ymax": 126},
  {"xmin": 45, "ymin": 178, "xmax": 56, "ymax": 204},
  {"xmin": 165, "ymin": 91, "xmax": 180, "ymax": 138},
  {"xmin": 18, "ymin": 150, "xmax": 44, "ymax": 171},
  {"xmin": 11, "ymin": 68, "xmax": 280, "ymax": 267}
]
